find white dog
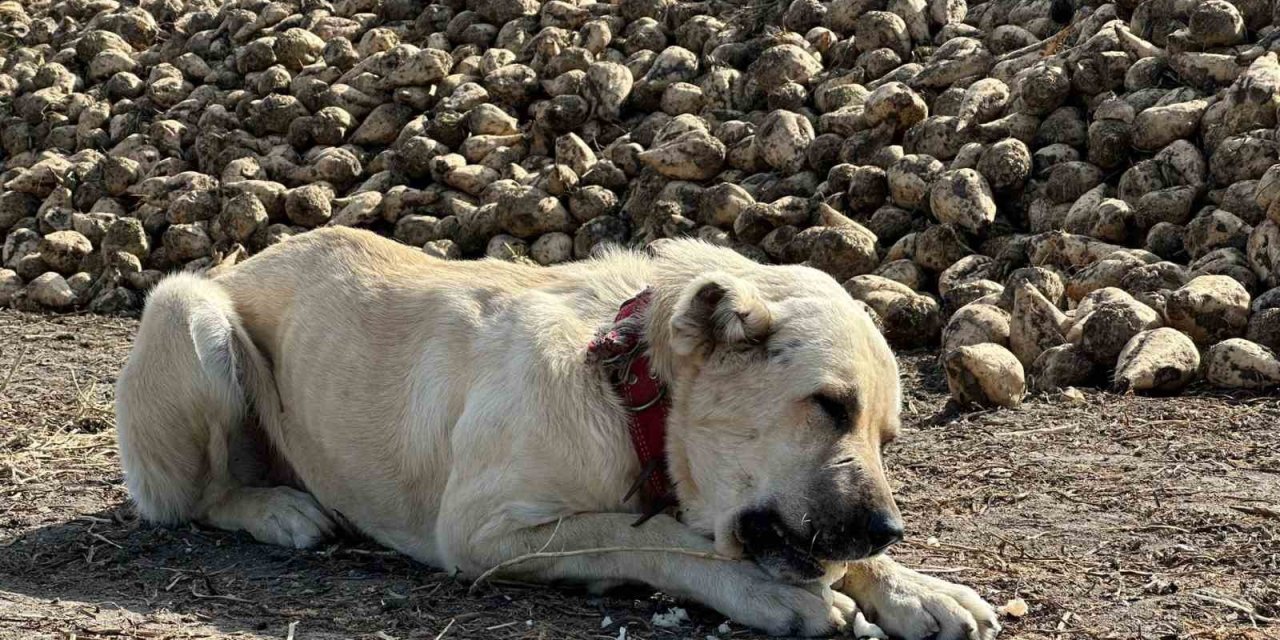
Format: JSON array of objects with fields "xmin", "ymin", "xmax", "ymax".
[{"xmin": 115, "ymin": 228, "xmax": 1000, "ymax": 638}]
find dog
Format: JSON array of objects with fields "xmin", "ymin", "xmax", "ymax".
[{"xmin": 115, "ymin": 227, "xmax": 1000, "ymax": 639}]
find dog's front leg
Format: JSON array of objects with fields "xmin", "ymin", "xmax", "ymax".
[
  {"xmin": 450, "ymin": 513, "xmax": 852, "ymax": 637},
  {"xmin": 835, "ymin": 555, "xmax": 1001, "ymax": 640}
]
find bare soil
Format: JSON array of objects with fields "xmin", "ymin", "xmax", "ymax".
[{"xmin": 1, "ymin": 310, "xmax": 1277, "ymax": 640}]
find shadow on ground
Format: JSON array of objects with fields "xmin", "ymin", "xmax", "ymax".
[{"xmin": 2, "ymin": 312, "xmax": 1278, "ymax": 640}]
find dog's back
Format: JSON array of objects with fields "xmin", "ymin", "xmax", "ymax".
[{"xmin": 117, "ymin": 228, "xmax": 644, "ymax": 561}]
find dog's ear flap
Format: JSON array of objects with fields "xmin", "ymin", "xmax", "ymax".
[{"xmin": 670, "ymin": 273, "xmax": 773, "ymax": 357}]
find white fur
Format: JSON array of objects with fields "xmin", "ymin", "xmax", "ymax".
[{"xmin": 115, "ymin": 228, "xmax": 998, "ymax": 638}]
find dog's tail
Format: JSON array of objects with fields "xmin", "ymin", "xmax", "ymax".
[{"xmin": 115, "ymin": 272, "xmax": 282, "ymax": 523}]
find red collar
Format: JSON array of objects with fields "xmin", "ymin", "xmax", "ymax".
[{"xmin": 586, "ymin": 288, "xmax": 677, "ymax": 526}]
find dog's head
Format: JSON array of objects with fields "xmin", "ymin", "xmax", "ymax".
[{"xmin": 652, "ymin": 248, "xmax": 903, "ymax": 583}]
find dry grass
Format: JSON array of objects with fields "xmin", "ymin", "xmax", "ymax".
[{"xmin": 1, "ymin": 309, "xmax": 1277, "ymax": 640}]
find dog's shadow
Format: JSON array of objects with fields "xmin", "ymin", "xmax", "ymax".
[{"xmin": 0, "ymin": 505, "xmax": 721, "ymax": 638}]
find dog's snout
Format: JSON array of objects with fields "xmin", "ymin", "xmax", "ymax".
[
  {"xmin": 865, "ymin": 512, "xmax": 904, "ymax": 554},
  {"xmin": 735, "ymin": 506, "xmax": 828, "ymax": 582}
]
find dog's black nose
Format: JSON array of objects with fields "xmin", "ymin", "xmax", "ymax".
[{"xmin": 866, "ymin": 512, "xmax": 904, "ymax": 553}]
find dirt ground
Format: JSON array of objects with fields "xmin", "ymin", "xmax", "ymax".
[{"xmin": 1, "ymin": 309, "xmax": 1277, "ymax": 640}]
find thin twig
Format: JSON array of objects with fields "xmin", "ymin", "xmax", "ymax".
[
  {"xmin": 91, "ymin": 532, "xmax": 123, "ymax": 549},
  {"xmin": 0, "ymin": 344, "xmax": 28, "ymax": 398},
  {"xmin": 1191, "ymin": 592, "xmax": 1278, "ymax": 624},
  {"xmin": 995, "ymin": 425, "xmax": 1075, "ymax": 438},
  {"xmin": 189, "ymin": 584, "xmax": 254, "ymax": 604},
  {"xmin": 536, "ymin": 517, "xmax": 564, "ymax": 553},
  {"xmin": 914, "ymin": 566, "xmax": 977, "ymax": 574},
  {"xmin": 468, "ymin": 547, "xmax": 735, "ymax": 594},
  {"xmin": 285, "ymin": 621, "xmax": 298, "ymax": 640},
  {"xmin": 1229, "ymin": 504, "xmax": 1280, "ymax": 520},
  {"xmin": 433, "ymin": 618, "xmax": 455, "ymax": 640}
]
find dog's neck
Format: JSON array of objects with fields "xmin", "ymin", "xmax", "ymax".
[{"xmin": 589, "ymin": 288, "xmax": 679, "ymax": 525}]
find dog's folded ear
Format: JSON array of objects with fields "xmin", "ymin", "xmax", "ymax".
[{"xmin": 670, "ymin": 273, "xmax": 773, "ymax": 357}]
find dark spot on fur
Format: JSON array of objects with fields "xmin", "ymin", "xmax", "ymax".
[
  {"xmin": 767, "ymin": 347, "xmax": 793, "ymax": 365},
  {"xmin": 767, "ymin": 338, "xmax": 803, "ymax": 364}
]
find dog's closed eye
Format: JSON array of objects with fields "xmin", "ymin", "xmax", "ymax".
[{"xmin": 813, "ymin": 394, "xmax": 852, "ymax": 432}]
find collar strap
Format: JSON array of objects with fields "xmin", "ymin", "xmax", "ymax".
[{"xmin": 587, "ymin": 288, "xmax": 677, "ymax": 526}]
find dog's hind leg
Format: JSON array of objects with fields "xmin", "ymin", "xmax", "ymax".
[{"xmin": 115, "ymin": 273, "xmax": 334, "ymax": 548}]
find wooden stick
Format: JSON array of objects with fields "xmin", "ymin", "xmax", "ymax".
[
  {"xmin": 468, "ymin": 547, "xmax": 735, "ymax": 595},
  {"xmin": 433, "ymin": 618, "xmax": 455, "ymax": 640}
]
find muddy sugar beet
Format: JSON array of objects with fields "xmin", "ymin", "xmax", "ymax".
[{"xmin": 4, "ymin": 0, "xmax": 1280, "ymax": 400}]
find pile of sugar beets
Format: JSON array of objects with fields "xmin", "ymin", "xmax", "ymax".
[{"xmin": 3, "ymin": 0, "xmax": 1280, "ymax": 407}]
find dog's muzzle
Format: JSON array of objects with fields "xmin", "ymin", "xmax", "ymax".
[{"xmin": 736, "ymin": 506, "xmax": 904, "ymax": 583}]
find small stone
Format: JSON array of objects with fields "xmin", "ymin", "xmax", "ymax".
[
  {"xmin": 864, "ymin": 82, "xmax": 928, "ymax": 131},
  {"xmin": 1121, "ymin": 261, "xmax": 1190, "ymax": 295},
  {"xmin": 844, "ymin": 166, "xmax": 890, "ymax": 214},
  {"xmin": 395, "ymin": 215, "xmax": 441, "ymax": 246},
  {"xmin": 936, "ymin": 257, "xmax": 994, "ymax": 299}
]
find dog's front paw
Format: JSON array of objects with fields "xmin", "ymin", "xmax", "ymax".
[
  {"xmin": 839, "ymin": 558, "xmax": 1000, "ymax": 640},
  {"xmin": 717, "ymin": 567, "xmax": 850, "ymax": 637}
]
